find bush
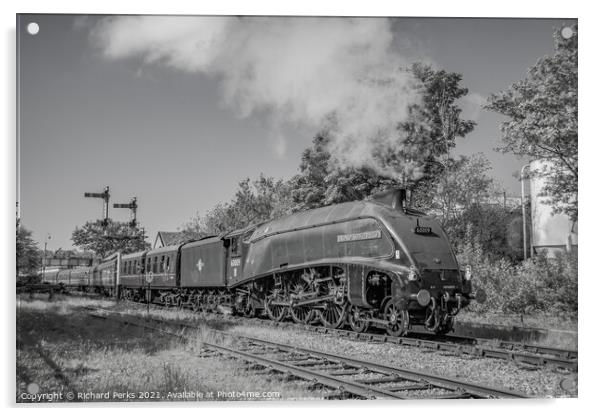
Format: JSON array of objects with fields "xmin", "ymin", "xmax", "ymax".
[{"xmin": 456, "ymin": 225, "xmax": 577, "ymax": 317}]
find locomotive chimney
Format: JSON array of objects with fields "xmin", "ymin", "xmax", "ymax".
[{"xmin": 372, "ymin": 188, "xmax": 407, "ymax": 211}]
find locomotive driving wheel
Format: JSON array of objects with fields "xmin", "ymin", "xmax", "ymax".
[
  {"xmin": 383, "ymin": 299, "xmax": 409, "ymax": 337},
  {"xmin": 265, "ymin": 290, "xmax": 287, "ymax": 321},
  {"xmin": 289, "ymin": 282, "xmax": 316, "ymax": 324},
  {"xmin": 348, "ymin": 305, "xmax": 370, "ymax": 333},
  {"xmin": 319, "ymin": 301, "xmax": 347, "ymax": 329}
]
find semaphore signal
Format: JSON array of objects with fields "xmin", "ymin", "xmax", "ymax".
[
  {"xmin": 113, "ymin": 197, "xmax": 138, "ymax": 228},
  {"xmin": 84, "ymin": 186, "xmax": 110, "ymax": 228}
]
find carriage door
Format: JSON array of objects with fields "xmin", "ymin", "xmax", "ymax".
[{"xmin": 226, "ymin": 234, "xmax": 242, "ymax": 285}]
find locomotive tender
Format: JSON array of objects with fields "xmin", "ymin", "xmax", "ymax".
[{"xmin": 42, "ymin": 189, "xmax": 483, "ymax": 335}]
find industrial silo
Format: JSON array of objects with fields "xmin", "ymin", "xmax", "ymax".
[{"xmin": 529, "ymin": 160, "xmax": 578, "ymax": 255}]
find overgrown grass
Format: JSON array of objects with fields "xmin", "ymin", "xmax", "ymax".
[{"xmin": 16, "ymin": 295, "xmax": 321, "ymax": 402}]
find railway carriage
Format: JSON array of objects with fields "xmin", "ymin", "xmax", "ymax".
[
  {"xmin": 69, "ymin": 267, "xmax": 91, "ymax": 290},
  {"xmin": 119, "ymin": 250, "xmax": 146, "ymax": 299},
  {"xmin": 141, "ymin": 245, "xmax": 179, "ymax": 305},
  {"xmin": 93, "ymin": 256, "xmax": 119, "ymax": 296},
  {"xmin": 41, "ymin": 269, "xmax": 60, "ymax": 284},
  {"xmin": 57, "ymin": 269, "xmax": 71, "ymax": 286}
]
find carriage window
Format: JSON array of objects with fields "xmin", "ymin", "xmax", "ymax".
[
  {"xmin": 166, "ymin": 257, "xmax": 171, "ymax": 272},
  {"xmin": 146, "ymin": 258, "xmax": 151, "ymax": 273},
  {"xmin": 152, "ymin": 257, "xmax": 158, "ymax": 273},
  {"xmin": 160, "ymin": 256, "xmax": 165, "ymax": 272}
]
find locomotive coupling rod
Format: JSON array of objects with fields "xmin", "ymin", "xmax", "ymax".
[{"xmin": 292, "ymin": 295, "xmax": 336, "ymax": 308}]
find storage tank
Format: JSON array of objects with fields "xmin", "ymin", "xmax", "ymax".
[{"xmin": 529, "ymin": 160, "xmax": 577, "ymax": 255}]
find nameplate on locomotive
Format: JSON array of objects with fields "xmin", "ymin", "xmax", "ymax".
[
  {"xmin": 337, "ymin": 230, "xmax": 382, "ymax": 243},
  {"xmin": 414, "ymin": 226, "xmax": 432, "ymax": 234}
]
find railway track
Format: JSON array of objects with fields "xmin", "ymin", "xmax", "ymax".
[
  {"xmin": 54, "ymin": 291, "xmax": 577, "ymax": 371},
  {"xmin": 85, "ymin": 306, "xmax": 529, "ymax": 399}
]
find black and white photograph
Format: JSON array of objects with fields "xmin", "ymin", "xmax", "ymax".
[{"xmin": 14, "ymin": 9, "xmax": 579, "ymax": 404}]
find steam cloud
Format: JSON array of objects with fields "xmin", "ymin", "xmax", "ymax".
[{"xmin": 91, "ymin": 16, "xmax": 423, "ymax": 178}]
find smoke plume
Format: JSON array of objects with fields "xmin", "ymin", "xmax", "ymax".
[{"xmin": 91, "ymin": 16, "xmax": 422, "ymax": 178}]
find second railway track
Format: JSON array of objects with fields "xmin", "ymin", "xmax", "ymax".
[{"xmin": 86, "ymin": 305, "xmax": 529, "ymax": 400}]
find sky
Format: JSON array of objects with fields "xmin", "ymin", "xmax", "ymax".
[{"xmin": 17, "ymin": 15, "xmax": 577, "ymax": 251}]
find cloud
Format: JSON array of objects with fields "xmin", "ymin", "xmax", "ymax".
[
  {"xmin": 91, "ymin": 16, "xmax": 421, "ymax": 177},
  {"xmin": 459, "ymin": 92, "xmax": 487, "ymax": 121}
]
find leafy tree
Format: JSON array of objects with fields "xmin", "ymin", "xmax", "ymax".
[
  {"xmin": 486, "ymin": 24, "xmax": 577, "ymax": 221},
  {"xmin": 181, "ymin": 174, "xmax": 292, "ymax": 238},
  {"xmin": 425, "ymin": 154, "xmax": 495, "ymax": 226},
  {"xmin": 290, "ymin": 63, "xmax": 476, "ymax": 211},
  {"xmin": 415, "ymin": 154, "xmax": 526, "ymax": 262},
  {"xmin": 71, "ymin": 219, "xmax": 150, "ymax": 258},
  {"xmin": 16, "ymin": 219, "xmax": 41, "ymax": 278}
]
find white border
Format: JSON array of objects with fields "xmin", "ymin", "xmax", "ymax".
[{"xmin": 3, "ymin": 1, "xmax": 599, "ymax": 415}]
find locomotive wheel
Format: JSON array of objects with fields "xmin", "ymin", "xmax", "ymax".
[
  {"xmin": 289, "ymin": 283, "xmax": 316, "ymax": 324},
  {"xmin": 319, "ymin": 302, "xmax": 347, "ymax": 329},
  {"xmin": 348, "ymin": 305, "xmax": 370, "ymax": 333},
  {"xmin": 383, "ymin": 299, "xmax": 409, "ymax": 337},
  {"xmin": 265, "ymin": 296, "xmax": 287, "ymax": 321}
]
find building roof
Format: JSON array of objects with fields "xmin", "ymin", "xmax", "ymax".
[{"xmin": 153, "ymin": 231, "xmax": 184, "ymax": 248}]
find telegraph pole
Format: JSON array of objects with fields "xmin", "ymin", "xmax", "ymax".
[
  {"xmin": 113, "ymin": 197, "xmax": 138, "ymax": 228},
  {"xmin": 84, "ymin": 186, "xmax": 110, "ymax": 228},
  {"xmin": 41, "ymin": 233, "xmax": 51, "ymax": 277},
  {"xmin": 520, "ymin": 164, "xmax": 530, "ymax": 260}
]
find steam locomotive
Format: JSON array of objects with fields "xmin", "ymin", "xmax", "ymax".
[{"xmin": 41, "ymin": 189, "xmax": 484, "ymax": 335}]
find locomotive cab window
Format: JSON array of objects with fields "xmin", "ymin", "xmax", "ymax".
[{"xmin": 230, "ymin": 237, "xmax": 241, "ymax": 256}]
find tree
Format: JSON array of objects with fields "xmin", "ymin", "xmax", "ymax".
[
  {"xmin": 71, "ymin": 219, "xmax": 150, "ymax": 258},
  {"xmin": 16, "ymin": 219, "xmax": 41, "ymax": 278},
  {"xmin": 290, "ymin": 63, "xmax": 476, "ymax": 211},
  {"xmin": 486, "ymin": 24, "xmax": 577, "ymax": 221},
  {"xmin": 180, "ymin": 174, "xmax": 293, "ymax": 238},
  {"xmin": 426, "ymin": 154, "xmax": 495, "ymax": 226},
  {"xmin": 402, "ymin": 63, "xmax": 476, "ymax": 208}
]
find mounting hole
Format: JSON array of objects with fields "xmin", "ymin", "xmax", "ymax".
[
  {"xmin": 27, "ymin": 22, "xmax": 40, "ymax": 35},
  {"xmin": 561, "ymin": 26, "xmax": 573, "ymax": 39}
]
